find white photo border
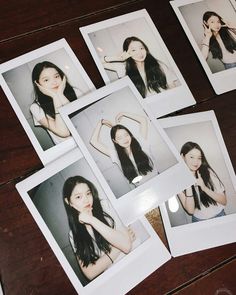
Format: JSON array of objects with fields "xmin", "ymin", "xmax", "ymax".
[
  {"xmin": 170, "ymin": 0, "xmax": 236, "ymax": 94},
  {"xmin": 0, "ymin": 38, "xmax": 95, "ymax": 165},
  {"xmin": 158, "ymin": 110, "xmax": 236, "ymax": 256},
  {"xmin": 79, "ymin": 9, "xmax": 195, "ymax": 118},
  {"xmin": 60, "ymin": 77, "xmax": 195, "ymax": 224},
  {"xmin": 16, "ymin": 148, "xmax": 171, "ymax": 295}
]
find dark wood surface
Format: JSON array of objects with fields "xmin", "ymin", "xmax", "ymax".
[{"xmin": 0, "ymin": 1, "xmax": 235, "ymax": 294}]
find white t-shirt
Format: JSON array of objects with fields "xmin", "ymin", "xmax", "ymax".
[
  {"xmin": 69, "ymin": 199, "xmax": 141, "ymax": 267},
  {"xmin": 193, "ymin": 170, "xmax": 225, "ymax": 219},
  {"xmin": 109, "ymin": 136, "xmax": 159, "ymax": 186},
  {"xmin": 30, "ymin": 102, "xmax": 71, "ymax": 144},
  {"xmin": 216, "ymin": 31, "xmax": 236, "ymax": 64},
  {"xmin": 30, "ymin": 88, "xmax": 81, "ymax": 144}
]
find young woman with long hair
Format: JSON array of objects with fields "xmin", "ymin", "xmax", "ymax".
[
  {"xmin": 103, "ymin": 36, "xmax": 179, "ymax": 98},
  {"xmin": 178, "ymin": 142, "xmax": 227, "ymax": 223},
  {"xmin": 201, "ymin": 11, "xmax": 236, "ymax": 69},
  {"xmin": 30, "ymin": 61, "xmax": 81, "ymax": 144},
  {"xmin": 63, "ymin": 175, "xmax": 133, "ymax": 281},
  {"xmin": 90, "ymin": 112, "xmax": 158, "ymax": 185}
]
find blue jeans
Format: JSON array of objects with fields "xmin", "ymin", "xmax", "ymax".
[
  {"xmin": 192, "ymin": 209, "xmax": 226, "ymax": 223},
  {"xmin": 223, "ymin": 62, "xmax": 236, "ymax": 69}
]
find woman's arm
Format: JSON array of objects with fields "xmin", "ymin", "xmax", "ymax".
[
  {"xmin": 178, "ymin": 187, "xmax": 195, "ymax": 215},
  {"xmin": 201, "ymin": 23, "xmax": 212, "ymax": 60},
  {"xmin": 90, "ymin": 119, "xmax": 113, "ymax": 157},
  {"xmin": 34, "ymin": 77, "xmax": 71, "ymax": 137},
  {"xmin": 37, "ymin": 113, "xmax": 70, "ymax": 138},
  {"xmin": 78, "ymin": 246, "xmax": 121, "ymax": 280},
  {"xmin": 79, "ymin": 211, "xmax": 132, "ymax": 254},
  {"xmin": 115, "ymin": 112, "xmax": 148, "ymax": 140},
  {"xmin": 196, "ymin": 171, "xmax": 227, "ymax": 205},
  {"xmin": 102, "ymin": 52, "xmax": 130, "ymax": 77}
]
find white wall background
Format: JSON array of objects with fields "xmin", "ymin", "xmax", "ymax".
[{"xmin": 164, "ymin": 120, "xmax": 236, "ymax": 227}]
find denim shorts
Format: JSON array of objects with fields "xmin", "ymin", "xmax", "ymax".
[
  {"xmin": 192, "ymin": 209, "xmax": 226, "ymax": 223},
  {"xmin": 223, "ymin": 62, "xmax": 236, "ymax": 69}
]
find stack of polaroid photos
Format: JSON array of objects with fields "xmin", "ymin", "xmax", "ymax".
[{"xmin": 0, "ymin": 6, "xmax": 236, "ymax": 295}]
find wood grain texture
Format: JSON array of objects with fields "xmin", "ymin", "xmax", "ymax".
[{"xmin": 0, "ymin": 0, "xmax": 236, "ymax": 294}]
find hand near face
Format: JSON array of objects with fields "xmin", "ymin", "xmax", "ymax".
[
  {"xmin": 203, "ymin": 22, "xmax": 213, "ymax": 38},
  {"xmin": 196, "ymin": 171, "xmax": 206, "ymax": 191},
  {"xmin": 35, "ymin": 81, "xmax": 57, "ymax": 99},
  {"xmin": 78, "ymin": 208, "xmax": 93, "ymax": 225},
  {"xmin": 57, "ymin": 75, "xmax": 66, "ymax": 96},
  {"xmin": 120, "ymin": 51, "xmax": 131, "ymax": 61},
  {"xmin": 35, "ymin": 75, "xmax": 66, "ymax": 99}
]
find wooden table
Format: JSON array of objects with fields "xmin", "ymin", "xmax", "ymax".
[{"xmin": 0, "ymin": 1, "xmax": 235, "ymax": 294}]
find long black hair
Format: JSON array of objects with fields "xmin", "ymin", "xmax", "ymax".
[
  {"xmin": 203, "ymin": 11, "xmax": 236, "ymax": 59},
  {"xmin": 181, "ymin": 142, "xmax": 224, "ymax": 209},
  {"xmin": 110, "ymin": 124, "xmax": 153, "ymax": 183},
  {"xmin": 32, "ymin": 61, "xmax": 77, "ymax": 119},
  {"xmin": 123, "ymin": 36, "xmax": 167, "ymax": 98},
  {"xmin": 63, "ymin": 176, "xmax": 115, "ymax": 267}
]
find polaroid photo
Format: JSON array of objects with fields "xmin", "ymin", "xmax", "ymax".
[
  {"xmin": 0, "ymin": 38, "xmax": 95, "ymax": 165},
  {"xmin": 79, "ymin": 9, "xmax": 196, "ymax": 118},
  {"xmin": 16, "ymin": 148, "xmax": 171, "ymax": 295},
  {"xmin": 158, "ymin": 110, "xmax": 236, "ymax": 256},
  {"xmin": 170, "ymin": 0, "xmax": 236, "ymax": 94},
  {"xmin": 60, "ymin": 77, "xmax": 195, "ymax": 223}
]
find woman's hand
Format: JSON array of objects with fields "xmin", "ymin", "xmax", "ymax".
[
  {"xmin": 101, "ymin": 119, "xmax": 113, "ymax": 128},
  {"xmin": 35, "ymin": 81, "xmax": 57, "ymax": 99},
  {"xmin": 196, "ymin": 171, "xmax": 206, "ymax": 191},
  {"xmin": 120, "ymin": 51, "xmax": 131, "ymax": 61},
  {"xmin": 79, "ymin": 209, "xmax": 94, "ymax": 225},
  {"xmin": 185, "ymin": 186, "xmax": 193, "ymax": 197},
  {"xmin": 203, "ymin": 23, "xmax": 212, "ymax": 38},
  {"xmin": 57, "ymin": 75, "xmax": 66, "ymax": 96},
  {"xmin": 115, "ymin": 112, "xmax": 125, "ymax": 124}
]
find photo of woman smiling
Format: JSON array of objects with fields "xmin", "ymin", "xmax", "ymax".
[
  {"xmin": 30, "ymin": 61, "xmax": 81, "ymax": 144},
  {"xmin": 63, "ymin": 175, "xmax": 135, "ymax": 281},
  {"xmin": 103, "ymin": 36, "xmax": 179, "ymax": 98},
  {"xmin": 201, "ymin": 11, "xmax": 236, "ymax": 69},
  {"xmin": 178, "ymin": 142, "xmax": 227, "ymax": 223},
  {"xmin": 90, "ymin": 111, "xmax": 159, "ymax": 186}
]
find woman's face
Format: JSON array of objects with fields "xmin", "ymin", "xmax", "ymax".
[
  {"xmin": 128, "ymin": 41, "xmax": 147, "ymax": 63},
  {"xmin": 205, "ymin": 16, "xmax": 222, "ymax": 33},
  {"xmin": 114, "ymin": 129, "xmax": 132, "ymax": 148},
  {"xmin": 68, "ymin": 183, "xmax": 93, "ymax": 213},
  {"xmin": 183, "ymin": 148, "xmax": 202, "ymax": 172},
  {"xmin": 38, "ymin": 67, "xmax": 62, "ymax": 92}
]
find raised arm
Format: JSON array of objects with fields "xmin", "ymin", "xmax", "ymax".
[
  {"xmin": 90, "ymin": 119, "xmax": 113, "ymax": 157},
  {"xmin": 178, "ymin": 186, "xmax": 195, "ymax": 215},
  {"xmin": 201, "ymin": 23, "xmax": 212, "ymax": 60},
  {"xmin": 115, "ymin": 112, "xmax": 148, "ymax": 140},
  {"xmin": 102, "ymin": 51, "xmax": 130, "ymax": 77}
]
